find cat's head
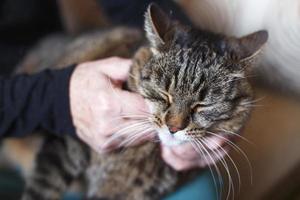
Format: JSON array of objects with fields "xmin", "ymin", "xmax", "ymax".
[{"xmin": 136, "ymin": 4, "xmax": 268, "ymax": 146}]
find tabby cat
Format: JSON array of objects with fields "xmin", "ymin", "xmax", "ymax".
[{"xmin": 20, "ymin": 3, "xmax": 268, "ymax": 200}]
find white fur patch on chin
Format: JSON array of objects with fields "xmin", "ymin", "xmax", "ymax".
[{"xmin": 157, "ymin": 126, "xmax": 189, "ymax": 146}]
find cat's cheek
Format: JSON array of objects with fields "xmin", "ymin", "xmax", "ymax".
[{"xmin": 194, "ymin": 116, "xmax": 212, "ymax": 128}]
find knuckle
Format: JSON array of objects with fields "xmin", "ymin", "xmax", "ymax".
[{"xmin": 108, "ymin": 56, "xmax": 122, "ymax": 63}]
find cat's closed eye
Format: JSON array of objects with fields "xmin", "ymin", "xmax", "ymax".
[
  {"xmin": 144, "ymin": 91, "xmax": 172, "ymax": 105},
  {"xmin": 192, "ymin": 102, "xmax": 213, "ymax": 112},
  {"xmin": 158, "ymin": 90, "xmax": 173, "ymax": 104}
]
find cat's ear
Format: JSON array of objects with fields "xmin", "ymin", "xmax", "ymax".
[
  {"xmin": 227, "ymin": 30, "xmax": 268, "ymax": 61},
  {"xmin": 144, "ymin": 3, "xmax": 173, "ymax": 52}
]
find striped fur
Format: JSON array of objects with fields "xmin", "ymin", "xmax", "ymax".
[{"xmin": 19, "ymin": 3, "xmax": 267, "ymax": 200}]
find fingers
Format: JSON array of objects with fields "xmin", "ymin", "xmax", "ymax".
[
  {"xmin": 95, "ymin": 57, "xmax": 133, "ymax": 81},
  {"xmin": 166, "ymin": 143, "xmax": 199, "ymax": 161},
  {"xmin": 94, "ymin": 57, "xmax": 149, "ymax": 116},
  {"xmin": 116, "ymin": 89, "xmax": 150, "ymax": 115},
  {"xmin": 161, "ymin": 146, "xmax": 201, "ymax": 171},
  {"xmin": 161, "ymin": 140, "xmax": 232, "ymax": 171},
  {"xmin": 73, "ymin": 57, "xmax": 156, "ymax": 154}
]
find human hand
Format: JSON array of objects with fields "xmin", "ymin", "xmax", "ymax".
[
  {"xmin": 70, "ymin": 57, "xmax": 153, "ymax": 154},
  {"xmin": 161, "ymin": 135, "xmax": 231, "ymax": 171}
]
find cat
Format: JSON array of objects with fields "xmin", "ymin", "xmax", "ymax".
[{"xmin": 16, "ymin": 3, "xmax": 267, "ymax": 200}]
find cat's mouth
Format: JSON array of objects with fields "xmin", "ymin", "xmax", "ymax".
[
  {"xmin": 156, "ymin": 125, "xmax": 191, "ymax": 146},
  {"xmin": 151, "ymin": 114, "xmax": 232, "ymax": 150},
  {"xmin": 156, "ymin": 125, "xmax": 231, "ymax": 151}
]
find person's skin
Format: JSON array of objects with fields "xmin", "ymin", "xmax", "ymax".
[
  {"xmin": 70, "ymin": 57, "xmax": 149, "ymax": 152},
  {"xmin": 161, "ymin": 137, "xmax": 230, "ymax": 171},
  {"xmin": 70, "ymin": 57, "xmax": 229, "ymax": 171}
]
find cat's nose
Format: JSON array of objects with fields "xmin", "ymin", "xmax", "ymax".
[
  {"xmin": 165, "ymin": 111, "xmax": 189, "ymax": 134},
  {"xmin": 168, "ymin": 126, "xmax": 181, "ymax": 134}
]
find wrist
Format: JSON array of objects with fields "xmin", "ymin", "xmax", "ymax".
[{"xmin": 51, "ymin": 64, "xmax": 77, "ymax": 136}]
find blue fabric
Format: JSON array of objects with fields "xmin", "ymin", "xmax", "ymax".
[
  {"xmin": 164, "ymin": 171, "xmax": 218, "ymax": 200},
  {"xmin": 0, "ymin": 168, "xmax": 217, "ymax": 200},
  {"xmin": 62, "ymin": 170, "xmax": 218, "ymax": 200}
]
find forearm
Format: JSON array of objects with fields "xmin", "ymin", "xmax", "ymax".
[{"xmin": 0, "ymin": 65, "xmax": 76, "ymax": 138}]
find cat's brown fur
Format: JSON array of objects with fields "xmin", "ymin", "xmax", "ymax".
[
  {"xmin": 2, "ymin": 4, "xmax": 268, "ymax": 200},
  {"xmin": 2, "ymin": 26, "xmax": 143, "ymax": 176}
]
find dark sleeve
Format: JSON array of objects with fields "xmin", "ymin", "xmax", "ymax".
[{"xmin": 0, "ymin": 65, "xmax": 77, "ymax": 138}]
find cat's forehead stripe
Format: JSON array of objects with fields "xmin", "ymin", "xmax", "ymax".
[{"xmin": 171, "ymin": 46, "xmax": 218, "ymax": 96}]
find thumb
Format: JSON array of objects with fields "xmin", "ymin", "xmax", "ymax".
[
  {"xmin": 96, "ymin": 57, "xmax": 132, "ymax": 81},
  {"xmin": 116, "ymin": 89, "xmax": 149, "ymax": 115}
]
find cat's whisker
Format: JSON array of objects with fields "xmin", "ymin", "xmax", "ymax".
[
  {"xmin": 115, "ymin": 120, "xmax": 152, "ymax": 134},
  {"xmin": 240, "ymin": 96, "xmax": 266, "ymax": 106},
  {"xmin": 207, "ymin": 131, "xmax": 253, "ymax": 184},
  {"xmin": 213, "ymin": 67, "xmax": 256, "ymax": 88},
  {"xmin": 192, "ymin": 137, "xmax": 225, "ymax": 199},
  {"xmin": 217, "ymin": 128, "xmax": 254, "ymax": 145},
  {"xmin": 109, "ymin": 119, "xmax": 152, "ymax": 134},
  {"xmin": 239, "ymin": 63, "xmax": 251, "ymax": 74},
  {"xmin": 118, "ymin": 114, "xmax": 153, "ymax": 120},
  {"xmin": 104, "ymin": 121, "xmax": 153, "ymax": 146},
  {"xmin": 136, "ymin": 107, "xmax": 153, "ymax": 116},
  {"xmin": 194, "ymin": 138, "xmax": 232, "ymax": 200},
  {"xmin": 223, "ymin": 74, "xmax": 257, "ymax": 85},
  {"xmin": 107, "ymin": 117, "xmax": 152, "ymax": 125},
  {"xmin": 107, "ymin": 122, "xmax": 153, "ymax": 143},
  {"xmin": 112, "ymin": 127, "xmax": 154, "ymax": 153},
  {"xmin": 223, "ymin": 78, "xmax": 244, "ymax": 84},
  {"xmin": 112, "ymin": 122, "xmax": 152, "ymax": 141},
  {"xmin": 203, "ymin": 137, "xmax": 241, "ymax": 194},
  {"xmin": 119, "ymin": 131, "xmax": 143, "ymax": 147},
  {"xmin": 211, "ymin": 129, "xmax": 253, "ymax": 191},
  {"xmin": 119, "ymin": 128, "xmax": 155, "ymax": 147},
  {"xmin": 119, "ymin": 113, "xmax": 152, "ymax": 118},
  {"xmin": 189, "ymin": 140, "xmax": 222, "ymax": 200},
  {"xmin": 242, "ymin": 104, "xmax": 264, "ymax": 108},
  {"xmin": 242, "ymin": 74, "xmax": 258, "ymax": 79},
  {"xmin": 248, "ymin": 96, "xmax": 266, "ymax": 103},
  {"xmin": 118, "ymin": 129, "xmax": 156, "ymax": 154},
  {"xmin": 216, "ymin": 149, "xmax": 234, "ymax": 200},
  {"xmin": 204, "ymin": 142, "xmax": 234, "ymax": 200},
  {"xmin": 197, "ymin": 139, "xmax": 228, "ymax": 200},
  {"xmin": 118, "ymin": 132, "xmax": 146, "ymax": 153}
]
